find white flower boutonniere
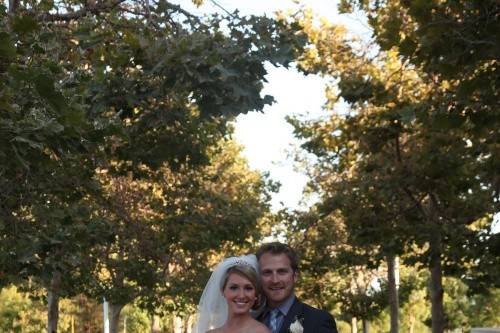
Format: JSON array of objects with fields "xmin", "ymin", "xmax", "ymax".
[{"xmin": 289, "ymin": 318, "xmax": 304, "ymax": 333}]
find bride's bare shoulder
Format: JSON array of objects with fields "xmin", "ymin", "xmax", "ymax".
[
  {"xmin": 256, "ymin": 326, "xmax": 272, "ymax": 333},
  {"xmin": 252, "ymin": 321, "xmax": 272, "ymax": 333}
]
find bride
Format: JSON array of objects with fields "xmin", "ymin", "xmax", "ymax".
[{"xmin": 193, "ymin": 255, "xmax": 271, "ymax": 333}]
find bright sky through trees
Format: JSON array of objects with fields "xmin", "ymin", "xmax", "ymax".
[{"xmin": 172, "ymin": 0, "xmax": 370, "ymax": 210}]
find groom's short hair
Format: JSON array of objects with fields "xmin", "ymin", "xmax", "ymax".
[{"xmin": 256, "ymin": 242, "xmax": 299, "ymax": 272}]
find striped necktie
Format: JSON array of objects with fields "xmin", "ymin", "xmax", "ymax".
[{"xmin": 270, "ymin": 308, "xmax": 280, "ymax": 333}]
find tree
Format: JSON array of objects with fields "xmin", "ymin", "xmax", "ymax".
[
  {"xmin": 467, "ymin": 288, "xmax": 500, "ymax": 328},
  {"xmin": 283, "ymin": 208, "xmax": 388, "ymax": 333},
  {"xmin": 0, "ymin": 286, "xmax": 45, "ymax": 333},
  {"xmin": 87, "ymin": 140, "xmax": 275, "ymax": 332},
  {"xmin": 289, "ymin": 6, "xmax": 499, "ymax": 333},
  {"xmin": 339, "ymin": 0, "xmax": 500, "ymax": 293},
  {"xmin": 1, "ymin": 0, "xmax": 305, "ymax": 331}
]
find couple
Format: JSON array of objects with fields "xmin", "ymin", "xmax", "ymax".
[{"xmin": 194, "ymin": 242, "xmax": 338, "ymax": 333}]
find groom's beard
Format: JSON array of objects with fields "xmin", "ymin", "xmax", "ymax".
[{"xmin": 264, "ymin": 282, "xmax": 295, "ymax": 307}]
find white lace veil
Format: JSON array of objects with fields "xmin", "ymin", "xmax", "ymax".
[{"xmin": 192, "ymin": 254, "xmax": 259, "ymax": 333}]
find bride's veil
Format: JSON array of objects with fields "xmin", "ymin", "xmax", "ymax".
[{"xmin": 192, "ymin": 254, "xmax": 258, "ymax": 333}]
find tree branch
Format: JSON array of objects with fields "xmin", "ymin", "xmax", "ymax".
[
  {"xmin": 161, "ymin": 1, "xmax": 201, "ymax": 24},
  {"xmin": 209, "ymin": 0, "xmax": 237, "ymax": 18},
  {"xmin": 40, "ymin": 0, "xmax": 127, "ymax": 21}
]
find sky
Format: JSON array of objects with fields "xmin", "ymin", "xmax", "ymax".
[{"xmin": 171, "ymin": 0, "xmax": 370, "ymax": 211}]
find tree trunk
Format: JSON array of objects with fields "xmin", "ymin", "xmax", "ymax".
[
  {"xmin": 423, "ymin": 194, "xmax": 446, "ymax": 333},
  {"xmin": 387, "ymin": 255, "xmax": 400, "ymax": 333},
  {"xmin": 47, "ymin": 271, "xmax": 62, "ymax": 333},
  {"xmin": 151, "ymin": 315, "xmax": 161, "ymax": 333},
  {"xmin": 429, "ymin": 232, "xmax": 445, "ymax": 333},
  {"xmin": 104, "ymin": 299, "xmax": 109, "ymax": 333},
  {"xmin": 409, "ymin": 314, "xmax": 415, "ymax": 333},
  {"xmin": 186, "ymin": 314, "xmax": 194, "ymax": 333},
  {"xmin": 351, "ymin": 317, "xmax": 358, "ymax": 333},
  {"xmin": 362, "ymin": 319, "xmax": 370, "ymax": 333},
  {"xmin": 173, "ymin": 315, "xmax": 183, "ymax": 333},
  {"xmin": 8, "ymin": 0, "xmax": 20, "ymax": 12},
  {"xmin": 109, "ymin": 303, "xmax": 124, "ymax": 333}
]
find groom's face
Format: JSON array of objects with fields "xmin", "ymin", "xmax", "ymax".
[{"xmin": 258, "ymin": 252, "xmax": 298, "ymax": 308}]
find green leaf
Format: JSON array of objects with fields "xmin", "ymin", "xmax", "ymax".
[
  {"xmin": 33, "ymin": 73, "xmax": 67, "ymax": 112},
  {"xmin": 39, "ymin": 0, "xmax": 54, "ymax": 11},
  {"xmin": 0, "ymin": 32, "xmax": 16, "ymax": 58},
  {"xmin": 398, "ymin": 105, "xmax": 416, "ymax": 124},
  {"xmin": 262, "ymin": 95, "xmax": 275, "ymax": 105},
  {"xmin": 12, "ymin": 15, "xmax": 39, "ymax": 34}
]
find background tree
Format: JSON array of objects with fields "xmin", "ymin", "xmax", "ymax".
[
  {"xmin": 338, "ymin": 0, "xmax": 500, "ymax": 291},
  {"xmin": 282, "ymin": 208, "xmax": 389, "ymax": 333},
  {"xmin": 0, "ymin": 286, "xmax": 45, "ymax": 333},
  {"xmin": 1, "ymin": 0, "xmax": 305, "ymax": 331},
  {"xmin": 287, "ymin": 4, "xmax": 499, "ymax": 333},
  {"xmin": 86, "ymin": 140, "xmax": 275, "ymax": 332}
]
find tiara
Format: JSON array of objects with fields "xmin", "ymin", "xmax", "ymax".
[
  {"xmin": 225, "ymin": 256, "xmax": 256, "ymax": 270},
  {"xmin": 231, "ymin": 259, "xmax": 254, "ymax": 267}
]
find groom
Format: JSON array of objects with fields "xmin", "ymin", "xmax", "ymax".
[{"xmin": 256, "ymin": 242, "xmax": 338, "ymax": 333}]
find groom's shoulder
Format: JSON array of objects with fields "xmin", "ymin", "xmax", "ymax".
[
  {"xmin": 297, "ymin": 300, "xmax": 337, "ymax": 332},
  {"xmin": 299, "ymin": 300, "xmax": 333, "ymax": 320}
]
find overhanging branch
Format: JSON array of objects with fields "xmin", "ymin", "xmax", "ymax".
[{"xmin": 40, "ymin": 0, "xmax": 127, "ymax": 21}]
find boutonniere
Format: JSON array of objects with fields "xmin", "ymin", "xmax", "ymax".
[{"xmin": 289, "ymin": 316, "xmax": 304, "ymax": 333}]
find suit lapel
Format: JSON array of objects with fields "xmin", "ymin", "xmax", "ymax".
[{"xmin": 278, "ymin": 298, "xmax": 303, "ymax": 333}]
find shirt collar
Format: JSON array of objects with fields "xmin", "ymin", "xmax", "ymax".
[{"xmin": 273, "ymin": 293, "xmax": 295, "ymax": 316}]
